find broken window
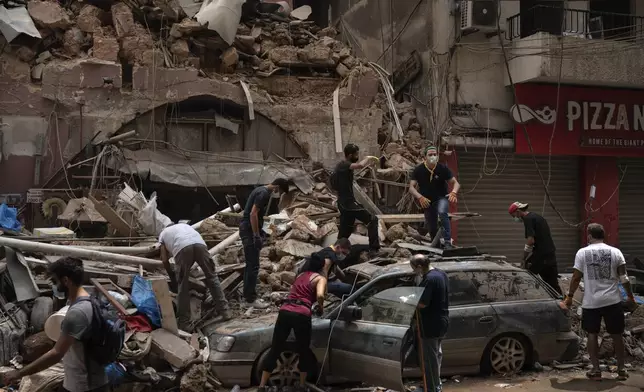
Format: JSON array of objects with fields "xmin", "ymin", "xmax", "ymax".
[
  {"xmin": 472, "ymin": 271, "xmax": 552, "ymax": 303},
  {"xmin": 357, "ymin": 286, "xmax": 423, "ymax": 326},
  {"xmin": 446, "ymin": 272, "xmax": 482, "ymax": 306}
]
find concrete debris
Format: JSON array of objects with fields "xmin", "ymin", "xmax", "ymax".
[
  {"xmin": 151, "ymin": 329, "xmax": 198, "ymax": 369},
  {"xmin": 77, "ymin": 5, "xmax": 108, "ymax": 33},
  {"xmin": 111, "ymin": 2, "xmax": 135, "ymax": 39},
  {"xmin": 27, "ymin": 1, "xmax": 72, "ymax": 29}
]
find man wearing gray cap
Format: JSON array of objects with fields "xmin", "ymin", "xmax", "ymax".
[{"xmin": 410, "ymin": 254, "xmax": 449, "ymax": 392}]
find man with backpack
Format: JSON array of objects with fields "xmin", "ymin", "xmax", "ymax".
[
  {"xmin": 331, "ymin": 143, "xmax": 380, "ymax": 257},
  {"xmin": 3, "ymin": 257, "xmax": 118, "ymax": 391}
]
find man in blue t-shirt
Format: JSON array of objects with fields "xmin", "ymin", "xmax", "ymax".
[
  {"xmin": 240, "ymin": 178, "xmax": 291, "ymax": 309},
  {"xmin": 409, "ymin": 146, "xmax": 460, "ymax": 248},
  {"xmin": 411, "ymin": 254, "xmax": 449, "ymax": 392}
]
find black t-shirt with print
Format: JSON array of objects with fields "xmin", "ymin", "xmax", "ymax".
[{"xmin": 411, "ymin": 162, "xmax": 453, "ymax": 202}]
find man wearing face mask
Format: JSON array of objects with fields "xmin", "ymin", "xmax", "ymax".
[
  {"xmin": 409, "ymin": 146, "xmax": 460, "ymax": 249},
  {"xmin": 508, "ymin": 201, "xmax": 562, "ymax": 294},
  {"xmin": 3, "ymin": 257, "xmax": 109, "ymax": 391},
  {"xmin": 410, "ymin": 254, "xmax": 449, "ymax": 392},
  {"xmin": 240, "ymin": 178, "xmax": 292, "ymax": 309},
  {"xmin": 300, "ymin": 238, "xmax": 353, "ymax": 298},
  {"xmin": 331, "ymin": 143, "xmax": 380, "ymax": 256}
]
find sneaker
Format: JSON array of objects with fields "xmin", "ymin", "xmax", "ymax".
[
  {"xmin": 246, "ymin": 299, "xmax": 270, "ymax": 309},
  {"xmin": 616, "ymin": 369, "xmax": 629, "ymax": 381},
  {"xmin": 586, "ymin": 369, "xmax": 602, "ymax": 381}
]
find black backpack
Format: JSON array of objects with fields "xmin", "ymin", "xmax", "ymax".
[{"xmin": 76, "ymin": 297, "xmax": 126, "ymax": 366}]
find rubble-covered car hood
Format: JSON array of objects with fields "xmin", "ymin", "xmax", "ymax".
[{"xmin": 208, "ymin": 312, "xmax": 278, "ymax": 335}]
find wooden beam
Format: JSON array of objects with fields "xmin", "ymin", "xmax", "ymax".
[
  {"xmin": 353, "ymin": 182, "xmax": 382, "ymax": 216},
  {"xmin": 89, "ymin": 194, "xmax": 137, "ymax": 237},
  {"xmin": 149, "ymin": 277, "xmax": 179, "ymax": 335},
  {"xmin": 376, "ymin": 212, "xmax": 481, "ymax": 223}
]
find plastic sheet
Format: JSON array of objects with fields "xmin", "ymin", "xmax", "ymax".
[
  {"xmin": 0, "ymin": 203, "xmax": 21, "ymax": 231},
  {"xmin": 130, "ymin": 276, "xmax": 161, "ymax": 327},
  {"xmin": 138, "ymin": 193, "xmax": 172, "ymax": 236}
]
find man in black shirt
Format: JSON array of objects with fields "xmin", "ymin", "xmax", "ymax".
[
  {"xmin": 299, "ymin": 238, "xmax": 353, "ymax": 297},
  {"xmin": 508, "ymin": 201, "xmax": 562, "ymax": 294},
  {"xmin": 332, "ymin": 143, "xmax": 380, "ymax": 254},
  {"xmin": 410, "ymin": 254, "xmax": 449, "ymax": 392},
  {"xmin": 240, "ymin": 178, "xmax": 291, "ymax": 309},
  {"xmin": 409, "ymin": 146, "xmax": 460, "ymax": 248}
]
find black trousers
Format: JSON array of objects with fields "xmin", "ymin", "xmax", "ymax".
[
  {"xmin": 338, "ymin": 203, "xmax": 380, "ymax": 250},
  {"xmin": 529, "ymin": 253, "xmax": 562, "ymax": 295},
  {"xmin": 262, "ymin": 310, "xmax": 317, "ymax": 374}
]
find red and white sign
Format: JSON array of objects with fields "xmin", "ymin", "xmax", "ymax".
[{"xmin": 512, "ymin": 84, "xmax": 644, "ymax": 157}]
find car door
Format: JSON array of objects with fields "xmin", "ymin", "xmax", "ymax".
[
  {"xmin": 328, "ymin": 276, "xmax": 422, "ymax": 391},
  {"xmin": 442, "ymin": 271, "xmax": 499, "ymax": 370}
]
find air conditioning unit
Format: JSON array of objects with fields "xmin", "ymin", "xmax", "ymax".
[{"xmin": 460, "ymin": 0, "xmax": 497, "ymax": 34}]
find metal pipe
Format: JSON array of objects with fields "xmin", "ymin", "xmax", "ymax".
[
  {"xmin": 103, "ymin": 130, "xmax": 137, "ymax": 145},
  {"xmin": 192, "ymin": 204, "xmax": 241, "ymax": 231},
  {"xmin": 441, "ymin": 136, "xmax": 514, "ymax": 148},
  {"xmin": 0, "ymin": 236, "xmax": 162, "ymax": 269},
  {"xmin": 209, "ymin": 231, "xmax": 240, "ymax": 256},
  {"xmin": 67, "ymin": 244, "xmax": 160, "ymax": 255}
]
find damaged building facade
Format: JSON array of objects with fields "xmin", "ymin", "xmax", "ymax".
[
  {"xmin": 333, "ymin": 0, "xmax": 644, "ymax": 268},
  {"xmin": 0, "ymin": 0, "xmax": 383, "ymax": 225}
]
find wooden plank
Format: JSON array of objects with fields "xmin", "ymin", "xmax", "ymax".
[
  {"xmin": 353, "ymin": 182, "xmax": 382, "ymax": 216},
  {"xmin": 333, "ymin": 87, "xmax": 342, "ymax": 153},
  {"xmin": 376, "ymin": 212, "xmax": 482, "ymax": 223},
  {"xmin": 220, "ymin": 271, "xmax": 242, "ymax": 292},
  {"xmin": 149, "ymin": 277, "xmax": 179, "ymax": 335},
  {"xmin": 88, "ymin": 194, "xmax": 137, "ymax": 237},
  {"xmin": 295, "ymin": 195, "xmax": 337, "ymax": 211},
  {"xmin": 91, "ymin": 278, "xmax": 128, "ymax": 315}
]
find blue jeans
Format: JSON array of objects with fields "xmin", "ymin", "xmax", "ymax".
[
  {"xmin": 423, "ymin": 198, "xmax": 450, "ymax": 244},
  {"xmin": 240, "ymin": 221, "xmax": 261, "ymax": 302},
  {"xmin": 419, "ymin": 338, "xmax": 443, "ymax": 392},
  {"xmin": 327, "ymin": 280, "xmax": 353, "ymax": 298}
]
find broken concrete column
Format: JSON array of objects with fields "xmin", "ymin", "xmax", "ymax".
[
  {"xmin": 151, "ymin": 329, "xmax": 198, "ymax": 369},
  {"xmin": 111, "ymin": 2, "xmax": 135, "ymax": 39},
  {"xmin": 27, "ymin": 0, "xmax": 72, "ymax": 29}
]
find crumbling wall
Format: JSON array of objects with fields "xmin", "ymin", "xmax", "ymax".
[{"xmin": 331, "ymin": 0, "xmax": 434, "ymax": 140}]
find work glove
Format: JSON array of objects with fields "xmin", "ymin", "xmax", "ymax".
[
  {"xmin": 417, "ymin": 196, "xmax": 431, "ymax": 209},
  {"xmin": 253, "ymin": 235, "xmax": 263, "ymax": 249}
]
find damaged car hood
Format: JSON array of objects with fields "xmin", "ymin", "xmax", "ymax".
[{"xmin": 210, "ymin": 313, "xmax": 278, "ymax": 335}]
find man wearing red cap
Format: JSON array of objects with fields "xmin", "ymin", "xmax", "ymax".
[
  {"xmin": 409, "ymin": 146, "xmax": 460, "ymax": 249},
  {"xmin": 508, "ymin": 201, "xmax": 562, "ymax": 294}
]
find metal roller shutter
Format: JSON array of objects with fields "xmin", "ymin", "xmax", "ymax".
[
  {"xmin": 456, "ymin": 150, "xmax": 580, "ymax": 270},
  {"xmin": 618, "ymin": 158, "xmax": 644, "ymax": 260}
]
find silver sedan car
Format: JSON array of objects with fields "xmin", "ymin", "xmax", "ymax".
[{"xmin": 206, "ymin": 259, "xmax": 579, "ymax": 390}]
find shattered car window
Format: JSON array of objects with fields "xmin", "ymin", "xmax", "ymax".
[
  {"xmin": 357, "ymin": 286, "xmax": 424, "ymax": 325},
  {"xmin": 470, "ymin": 271, "xmax": 553, "ymax": 302},
  {"xmin": 447, "ymin": 272, "xmax": 482, "ymax": 306}
]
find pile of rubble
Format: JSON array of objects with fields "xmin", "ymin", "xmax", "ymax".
[{"xmin": 1, "ymin": 0, "xmax": 367, "ymax": 80}]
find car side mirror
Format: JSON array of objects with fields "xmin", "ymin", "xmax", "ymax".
[{"xmin": 339, "ymin": 305, "xmax": 362, "ymax": 322}]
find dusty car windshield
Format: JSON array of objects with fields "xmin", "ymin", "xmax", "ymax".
[{"xmin": 356, "ymin": 286, "xmax": 425, "ymax": 326}]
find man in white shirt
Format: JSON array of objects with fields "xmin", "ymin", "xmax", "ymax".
[
  {"xmin": 159, "ymin": 223, "xmax": 230, "ymax": 330},
  {"xmin": 564, "ymin": 223, "xmax": 635, "ymax": 381}
]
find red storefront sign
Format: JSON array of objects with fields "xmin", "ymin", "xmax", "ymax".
[{"xmin": 513, "ymin": 84, "xmax": 644, "ymax": 156}]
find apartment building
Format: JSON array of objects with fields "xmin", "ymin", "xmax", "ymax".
[{"xmin": 334, "ymin": 0, "xmax": 644, "ymax": 267}]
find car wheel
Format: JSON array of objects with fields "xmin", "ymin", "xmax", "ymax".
[
  {"xmin": 482, "ymin": 335, "xmax": 530, "ymax": 375},
  {"xmin": 255, "ymin": 344, "xmax": 318, "ymax": 387}
]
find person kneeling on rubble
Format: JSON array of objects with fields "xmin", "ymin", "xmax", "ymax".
[
  {"xmin": 299, "ymin": 238, "xmax": 353, "ymax": 298},
  {"xmin": 240, "ymin": 177, "xmax": 292, "ymax": 309},
  {"xmin": 259, "ymin": 255, "xmax": 327, "ymax": 392},
  {"xmin": 159, "ymin": 222, "xmax": 230, "ymax": 330},
  {"xmin": 3, "ymin": 257, "xmax": 109, "ymax": 392}
]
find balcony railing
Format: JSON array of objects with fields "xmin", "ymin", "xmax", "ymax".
[{"xmin": 507, "ymin": 5, "xmax": 644, "ymax": 42}]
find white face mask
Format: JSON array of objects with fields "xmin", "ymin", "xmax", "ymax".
[{"xmin": 427, "ymin": 156, "xmax": 438, "ymax": 165}]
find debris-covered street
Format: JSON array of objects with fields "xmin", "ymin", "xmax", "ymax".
[{"xmin": 2, "ymin": 0, "xmax": 644, "ymax": 391}]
